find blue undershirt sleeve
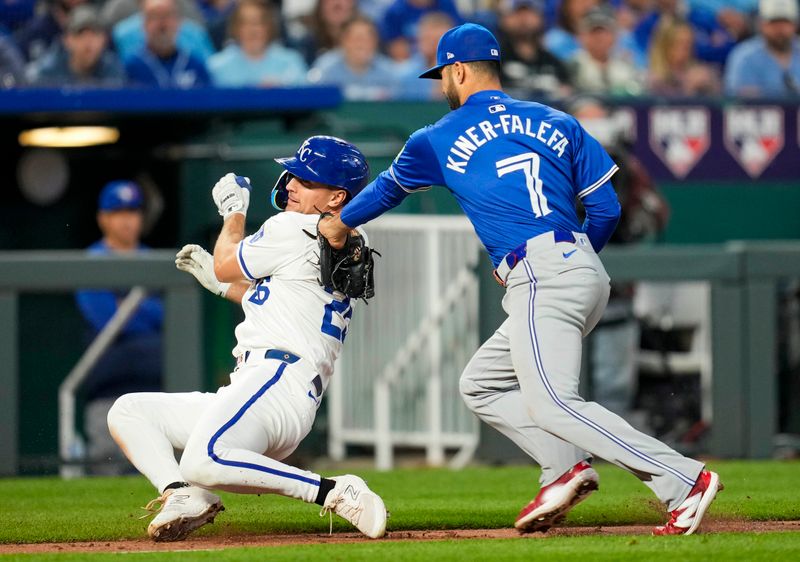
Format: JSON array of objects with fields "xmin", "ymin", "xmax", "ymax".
[
  {"xmin": 340, "ymin": 171, "xmax": 410, "ymax": 227},
  {"xmin": 340, "ymin": 128, "xmax": 441, "ymax": 227},
  {"xmin": 581, "ymin": 180, "xmax": 621, "ymax": 253}
]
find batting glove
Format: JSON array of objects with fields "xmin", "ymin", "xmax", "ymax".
[
  {"xmin": 175, "ymin": 244, "xmax": 231, "ymax": 298},
  {"xmin": 212, "ymin": 173, "xmax": 251, "ymax": 219}
]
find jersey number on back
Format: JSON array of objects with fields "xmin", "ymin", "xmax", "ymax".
[{"xmin": 496, "ymin": 153, "xmax": 552, "ymax": 218}]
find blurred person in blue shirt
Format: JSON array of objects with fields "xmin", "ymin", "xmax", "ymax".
[
  {"xmin": 113, "ymin": 0, "xmax": 214, "ymax": 62},
  {"xmin": 688, "ymin": 0, "xmax": 755, "ymax": 42},
  {"xmin": 380, "ymin": 0, "xmax": 462, "ymax": 62},
  {"xmin": 0, "ymin": 27, "xmax": 24, "ymax": 87},
  {"xmin": 0, "ymin": 0, "xmax": 36, "ymax": 32},
  {"xmin": 27, "ymin": 5, "xmax": 125, "ymax": 87},
  {"xmin": 75, "ymin": 180, "xmax": 163, "ymax": 474},
  {"xmin": 396, "ymin": 10, "xmax": 453, "ymax": 100},
  {"xmin": 544, "ymin": 0, "xmax": 601, "ymax": 61},
  {"xmin": 724, "ymin": 0, "xmax": 800, "ymax": 97},
  {"xmin": 287, "ymin": 0, "xmax": 359, "ymax": 65},
  {"xmin": 208, "ymin": 0, "xmax": 307, "ymax": 87},
  {"xmin": 308, "ymin": 15, "xmax": 399, "ymax": 100},
  {"xmin": 498, "ymin": 0, "xmax": 573, "ymax": 100},
  {"xmin": 14, "ymin": 0, "xmax": 89, "ymax": 62},
  {"xmin": 194, "ymin": 0, "xmax": 237, "ymax": 49},
  {"xmin": 633, "ymin": 0, "xmax": 745, "ymax": 67},
  {"xmin": 124, "ymin": 0, "xmax": 210, "ymax": 88}
]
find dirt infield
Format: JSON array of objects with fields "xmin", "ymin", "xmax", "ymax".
[{"xmin": 1, "ymin": 521, "xmax": 797, "ymax": 554}]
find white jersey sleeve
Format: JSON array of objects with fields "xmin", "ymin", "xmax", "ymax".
[{"xmin": 236, "ymin": 212, "xmax": 318, "ymax": 281}]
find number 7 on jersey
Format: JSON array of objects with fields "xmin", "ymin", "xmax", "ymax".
[{"xmin": 496, "ymin": 152, "xmax": 551, "ymax": 218}]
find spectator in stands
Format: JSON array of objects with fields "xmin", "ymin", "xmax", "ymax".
[
  {"xmin": 360, "ymin": 0, "xmax": 395, "ymax": 22},
  {"xmin": 396, "ymin": 10, "xmax": 452, "ymax": 100},
  {"xmin": 379, "ymin": 0, "xmax": 462, "ymax": 62},
  {"xmin": 497, "ymin": 0, "xmax": 572, "ymax": 100},
  {"xmin": 614, "ymin": 0, "xmax": 653, "ymax": 69},
  {"xmin": 14, "ymin": 0, "xmax": 88, "ymax": 62},
  {"xmin": 0, "ymin": 0, "xmax": 36, "ymax": 33},
  {"xmin": 27, "ymin": 6, "xmax": 125, "ymax": 87},
  {"xmin": 569, "ymin": 7, "xmax": 644, "ymax": 95},
  {"xmin": 544, "ymin": 0, "xmax": 599, "ymax": 61},
  {"xmin": 647, "ymin": 17, "xmax": 720, "ymax": 96},
  {"xmin": 0, "ymin": 28, "xmax": 25, "ymax": 87},
  {"xmin": 688, "ymin": 0, "xmax": 754, "ymax": 41},
  {"xmin": 570, "ymin": 96, "xmax": 669, "ymax": 427},
  {"xmin": 102, "ymin": 0, "xmax": 204, "ymax": 28},
  {"xmin": 633, "ymin": 0, "xmax": 743, "ymax": 67},
  {"xmin": 308, "ymin": 15, "xmax": 398, "ymax": 100},
  {"xmin": 112, "ymin": 0, "xmax": 214, "ymax": 62},
  {"xmin": 75, "ymin": 180, "xmax": 163, "ymax": 475},
  {"xmin": 208, "ymin": 0, "xmax": 307, "ymax": 87},
  {"xmin": 124, "ymin": 0, "xmax": 210, "ymax": 88},
  {"xmin": 617, "ymin": 0, "xmax": 653, "ymax": 31},
  {"xmin": 287, "ymin": 0, "xmax": 358, "ymax": 65},
  {"xmin": 724, "ymin": 0, "xmax": 800, "ymax": 97},
  {"xmin": 194, "ymin": 0, "xmax": 237, "ymax": 49}
]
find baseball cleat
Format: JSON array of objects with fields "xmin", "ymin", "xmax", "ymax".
[
  {"xmin": 653, "ymin": 469, "xmax": 723, "ymax": 536},
  {"xmin": 320, "ymin": 474, "xmax": 387, "ymax": 538},
  {"xmin": 143, "ymin": 486, "xmax": 225, "ymax": 542},
  {"xmin": 515, "ymin": 460, "xmax": 599, "ymax": 533}
]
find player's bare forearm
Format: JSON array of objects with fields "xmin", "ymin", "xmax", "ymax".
[
  {"xmin": 318, "ymin": 214, "xmax": 350, "ymax": 250},
  {"xmin": 224, "ymin": 280, "xmax": 250, "ymax": 303},
  {"xmin": 214, "ymin": 214, "xmax": 247, "ymax": 282}
]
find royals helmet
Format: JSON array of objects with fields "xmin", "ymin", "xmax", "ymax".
[{"xmin": 271, "ymin": 135, "xmax": 370, "ymax": 210}]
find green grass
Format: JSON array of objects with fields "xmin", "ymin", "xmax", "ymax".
[
  {"xmin": 1, "ymin": 460, "xmax": 798, "ymax": 544},
  {"xmin": 3, "ymin": 534, "xmax": 800, "ymax": 562},
  {"xmin": 1, "ymin": 460, "xmax": 798, "ymax": 560}
]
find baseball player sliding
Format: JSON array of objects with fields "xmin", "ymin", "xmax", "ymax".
[
  {"xmin": 320, "ymin": 24, "xmax": 722, "ymax": 536},
  {"xmin": 107, "ymin": 136, "xmax": 387, "ymax": 541}
]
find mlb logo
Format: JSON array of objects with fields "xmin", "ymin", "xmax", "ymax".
[
  {"xmin": 446, "ymin": 52, "xmax": 455, "ymax": 60},
  {"xmin": 489, "ymin": 104, "xmax": 506, "ymax": 114},
  {"xmin": 490, "ymin": 49, "xmax": 499, "ymax": 56},
  {"xmin": 723, "ymin": 106, "xmax": 784, "ymax": 178},
  {"xmin": 649, "ymin": 107, "xmax": 710, "ymax": 179}
]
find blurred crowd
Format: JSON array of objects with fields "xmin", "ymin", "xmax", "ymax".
[{"xmin": 0, "ymin": 0, "xmax": 798, "ymax": 99}]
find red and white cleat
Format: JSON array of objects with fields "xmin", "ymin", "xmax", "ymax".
[
  {"xmin": 514, "ymin": 460, "xmax": 599, "ymax": 533},
  {"xmin": 653, "ymin": 470, "xmax": 723, "ymax": 536}
]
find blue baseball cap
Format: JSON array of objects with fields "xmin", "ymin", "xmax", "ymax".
[
  {"xmin": 98, "ymin": 180, "xmax": 143, "ymax": 211},
  {"xmin": 419, "ymin": 23, "xmax": 502, "ymax": 80}
]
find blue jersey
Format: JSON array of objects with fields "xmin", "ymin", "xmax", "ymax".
[
  {"xmin": 340, "ymin": 90, "xmax": 621, "ymax": 267},
  {"xmin": 75, "ymin": 240, "xmax": 164, "ymax": 337}
]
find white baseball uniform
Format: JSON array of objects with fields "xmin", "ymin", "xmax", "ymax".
[{"xmin": 108, "ymin": 212, "xmax": 358, "ymax": 503}]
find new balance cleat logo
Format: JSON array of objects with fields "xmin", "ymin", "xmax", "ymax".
[{"xmin": 344, "ymin": 485, "xmax": 360, "ymax": 500}]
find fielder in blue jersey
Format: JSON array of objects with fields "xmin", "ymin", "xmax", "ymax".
[{"xmin": 320, "ymin": 23, "xmax": 722, "ymax": 536}]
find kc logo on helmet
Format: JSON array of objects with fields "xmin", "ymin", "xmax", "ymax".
[
  {"xmin": 649, "ymin": 107, "xmax": 710, "ymax": 179},
  {"xmin": 298, "ymin": 139, "xmax": 312, "ymax": 162},
  {"xmin": 723, "ymin": 106, "xmax": 784, "ymax": 178}
]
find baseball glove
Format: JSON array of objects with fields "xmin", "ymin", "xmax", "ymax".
[{"xmin": 317, "ymin": 215, "xmax": 378, "ymax": 300}]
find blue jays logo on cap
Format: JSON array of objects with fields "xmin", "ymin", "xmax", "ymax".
[
  {"xmin": 98, "ymin": 180, "xmax": 144, "ymax": 211},
  {"xmin": 419, "ymin": 23, "xmax": 502, "ymax": 80}
]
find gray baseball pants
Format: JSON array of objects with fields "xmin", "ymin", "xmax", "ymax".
[{"xmin": 459, "ymin": 231, "xmax": 703, "ymax": 510}]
